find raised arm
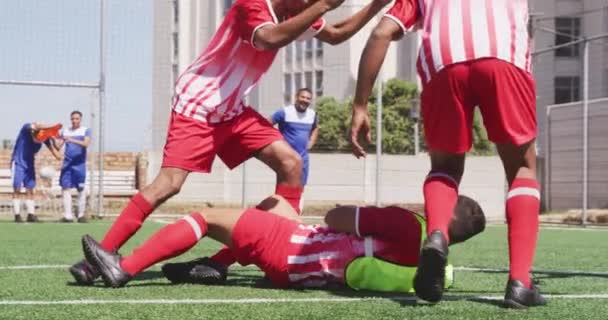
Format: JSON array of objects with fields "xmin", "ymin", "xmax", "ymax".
[
  {"xmin": 315, "ymin": 0, "xmax": 391, "ymax": 45},
  {"xmin": 254, "ymin": 0, "xmax": 344, "ymax": 51},
  {"xmin": 350, "ymin": 17, "xmax": 404, "ymax": 158}
]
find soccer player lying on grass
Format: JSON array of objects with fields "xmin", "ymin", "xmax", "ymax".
[
  {"xmin": 80, "ymin": 195, "xmax": 485, "ymax": 292},
  {"xmin": 70, "ymin": 0, "xmax": 394, "ymax": 285}
]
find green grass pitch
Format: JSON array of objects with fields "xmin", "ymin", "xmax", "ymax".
[{"xmin": 0, "ymin": 219, "xmax": 607, "ymax": 319}]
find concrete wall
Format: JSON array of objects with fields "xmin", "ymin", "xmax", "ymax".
[{"xmin": 148, "ymin": 152, "xmax": 507, "ymax": 220}]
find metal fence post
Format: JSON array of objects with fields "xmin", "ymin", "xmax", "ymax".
[
  {"xmin": 96, "ymin": 0, "xmax": 106, "ymax": 218},
  {"xmin": 581, "ymin": 39, "xmax": 589, "ymax": 226},
  {"xmin": 375, "ymin": 75, "xmax": 383, "ymax": 206}
]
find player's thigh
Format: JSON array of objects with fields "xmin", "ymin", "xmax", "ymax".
[
  {"xmin": 421, "ymin": 63, "xmax": 476, "ymax": 154},
  {"xmin": 23, "ymin": 168, "xmax": 36, "ymax": 190},
  {"xmin": 470, "ymin": 59, "xmax": 537, "ymax": 146},
  {"xmin": 301, "ymin": 157, "xmax": 309, "ymax": 186},
  {"xmin": 217, "ymin": 108, "xmax": 286, "ymax": 169},
  {"xmin": 59, "ymin": 167, "xmax": 72, "ymax": 188},
  {"xmin": 73, "ymin": 166, "xmax": 87, "ymax": 191},
  {"xmin": 161, "ymin": 111, "xmax": 218, "ymax": 173},
  {"xmin": 11, "ymin": 164, "xmax": 25, "ymax": 190}
]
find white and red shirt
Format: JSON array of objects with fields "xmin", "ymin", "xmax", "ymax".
[
  {"xmin": 385, "ymin": 0, "xmax": 532, "ymax": 84},
  {"xmin": 173, "ymin": 0, "xmax": 326, "ymax": 123},
  {"xmin": 285, "ymin": 223, "xmax": 417, "ymax": 288}
]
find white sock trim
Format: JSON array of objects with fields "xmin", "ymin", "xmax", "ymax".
[
  {"xmin": 183, "ymin": 215, "xmax": 203, "ymax": 240},
  {"xmin": 12, "ymin": 199, "xmax": 21, "ymax": 215},
  {"xmin": 63, "ymin": 191, "xmax": 73, "ymax": 219},
  {"xmin": 507, "ymin": 187, "xmax": 540, "ymax": 200},
  {"xmin": 25, "ymin": 200, "xmax": 35, "ymax": 214},
  {"xmin": 77, "ymin": 191, "xmax": 86, "ymax": 218},
  {"xmin": 426, "ymin": 172, "xmax": 459, "ymax": 187},
  {"xmin": 355, "ymin": 207, "xmax": 361, "ymax": 238}
]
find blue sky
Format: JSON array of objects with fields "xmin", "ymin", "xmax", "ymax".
[{"xmin": 0, "ymin": 0, "xmax": 152, "ymax": 151}]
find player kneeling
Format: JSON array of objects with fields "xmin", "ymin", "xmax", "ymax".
[{"xmin": 80, "ymin": 195, "xmax": 484, "ymax": 294}]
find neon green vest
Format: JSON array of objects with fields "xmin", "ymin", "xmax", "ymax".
[{"xmin": 344, "ymin": 214, "xmax": 454, "ymax": 293}]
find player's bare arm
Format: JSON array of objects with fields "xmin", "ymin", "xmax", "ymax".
[
  {"xmin": 351, "ymin": 17, "xmax": 402, "ymax": 158},
  {"xmin": 307, "ymin": 125, "xmax": 319, "ymax": 150},
  {"xmin": 64, "ymin": 135, "xmax": 92, "ymax": 148},
  {"xmin": 45, "ymin": 140, "xmax": 62, "ymax": 161},
  {"xmin": 315, "ymin": 0, "xmax": 392, "ymax": 45},
  {"xmin": 254, "ymin": 0, "xmax": 342, "ymax": 50}
]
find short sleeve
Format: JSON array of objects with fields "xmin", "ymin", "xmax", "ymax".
[
  {"xmin": 296, "ymin": 18, "xmax": 327, "ymax": 41},
  {"xmin": 235, "ymin": 0, "xmax": 277, "ymax": 49},
  {"xmin": 85, "ymin": 128, "xmax": 92, "ymax": 137},
  {"xmin": 271, "ymin": 109, "xmax": 285, "ymax": 125},
  {"xmin": 384, "ymin": 0, "xmax": 421, "ymax": 35}
]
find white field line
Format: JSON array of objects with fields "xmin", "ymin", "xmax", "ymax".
[{"xmin": 1, "ymin": 294, "xmax": 608, "ymax": 305}]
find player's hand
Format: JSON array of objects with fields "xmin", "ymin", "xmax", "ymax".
[
  {"xmin": 321, "ymin": 0, "xmax": 346, "ymax": 10},
  {"xmin": 351, "ymin": 107, "xmax": 371, "ymax": 158}
]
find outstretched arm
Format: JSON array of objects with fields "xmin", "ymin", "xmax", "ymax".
[
  {"xmin": 254, "ymin": 0, "xmax": 343, "ymax": 50},
  {"xmin": 350, "ymin": 17, "xmax": 403, "ymax": 158},
  {"xmin": 45, "ymin": 141, "xmax": 62, "ymax": 160},
  {"xmin": 316, "ymin": 0, "xmax": 391, "ymax": 45}
]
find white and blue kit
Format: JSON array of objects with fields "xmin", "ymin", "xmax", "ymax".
[
  {"xmin": 271, "ymin": 105, "xmax": 317, "ymax": 186},
  {"xmin": 11, "ymin": 123, "xmax": 50, "ymax": 190},
  {"xmin": 60, "ymin": 126, "xmax": 91, "ymax": 191}
]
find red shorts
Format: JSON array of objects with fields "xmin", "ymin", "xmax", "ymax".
[
  {"xmin": 421, "ymin": 58, "xmax": 537, "ymax": 154},
  {"xmin": 162, "ymin": 107, "xmax": 284, "ymax": 172},
  {"xmin": 230, "ymin": 208, "xmax": 297, "ymax": 287}
]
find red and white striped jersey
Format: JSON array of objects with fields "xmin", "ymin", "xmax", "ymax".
[
  {"xmin": 385, "ymin": 0, "xmax": 532, "ymax": 84},
  {"xmin": 172, "ymin": 0, "xmax": 325, "ymax": 123},
  {"xmin": 285, "ymin": 224, "xmax": 415, "ymax": 288}
]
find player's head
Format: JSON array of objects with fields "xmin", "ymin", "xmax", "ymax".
[
  {"xmin": 70, "ymin": 110, "xmax": 82, "ymax": 128},
  {"xmin": 447, "ymin": 195, "xmax": 486, "ymax": 245},
  {"xmin": 294, "ymin": 88, "xmax": 313, "ymax": 112}
]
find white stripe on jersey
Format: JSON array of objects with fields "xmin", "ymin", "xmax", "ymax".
[
  {"xmin": 512, "ymin": 0, "xmax": 529, "ymax": 68},
  {"xmin": 429, "ymin": 7, "xmax": 443, "ymax": 69},
  {"xmin": 290, "ymin": 233, "xmax": 347, "ymax": 245},
  {"xmin": 288, "ymin": 269, "xmax": 343, "ymax": 282},
  {"xmin": 448, "ymin": 0, "xmax": 465, "ymax": 63},
  {"xmin": 287, "ymin": 252, "xmax": 341, "ymax": 265},
  {"xmin": 470, "ymin": 0, "xmax": 490, "ymax": 58},
  {"xmin": 492, "ymin": 0, "xmax": 510, "ymax": 62}
]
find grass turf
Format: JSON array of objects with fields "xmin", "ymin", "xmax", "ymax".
[{"xmin": 0, "ymin": 220, "xmax": 607, "ymax": 319}]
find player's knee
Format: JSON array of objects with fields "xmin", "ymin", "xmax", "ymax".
[{"xmin": 279, "ymin": 152, "xmax": 302, "ymax": 176}]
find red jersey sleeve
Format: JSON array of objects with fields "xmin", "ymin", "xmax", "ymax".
[
  {"xmin": 235, "ymin": 0, "xmax": 278, "ymax": 49},
  {"xmin": 383, "ymin": 0, "xmax": 421, "ymax": 35}
]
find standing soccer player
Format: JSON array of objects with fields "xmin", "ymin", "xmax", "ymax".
[
  {"xmin": 350, "ymin": 0, "xmax": 545, "ymax": 308},
  {"xmin": 69, "ymin": 0, "xmax": 392, "ymax": 285},
  {"xmin": 271, "ymin": 88, "xmax": 319, "ymax": 188},
  {"xmin": 55, "ymin": 111, "xmax": 92, "ymax": 223},
  {"xmin": 11, "ymin": 122, "xmax": 62, "ymax": 223}
]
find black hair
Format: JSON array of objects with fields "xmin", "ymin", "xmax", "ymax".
[
  {"xmin": 448, "ymin": 195, "xmax": 486, "ymax": 245},
  {"xmin": 71, "ymin": 110, "xmax": 83, "ymax": 118},
  {"xmin": 296, "ymin": 88, "xmax": 312, "ymax": 96}
]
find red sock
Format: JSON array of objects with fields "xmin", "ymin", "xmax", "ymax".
[
  {"xmin": 100, "ymin": 193, "xmax": 154, "ymax": 251},
  {"xmin": 506, "ymin": 178, "xmax": 540, "ymax": 288},
  {"xmin": 423, "ymin": 173, "xmax": 459, "ymax": 243},
  {"xmin": 275, "ymin": 184, "xmax": 303, "ymax": 215},
  {"xmin": 209, "ymin": 246, "xmax": 237, "ymax": 266},
  {"xmin": 121, "ymin": 213, "xmax": 207, "ymax": 276}
]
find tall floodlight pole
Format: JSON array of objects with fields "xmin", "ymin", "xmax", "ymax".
[
  {"xmin": 410, "ymin": 98, "xmax": 420, "ymax": 155},
  {"xmin": 375, "ymin": 75, "xmax": 383, "ymax": 206},
  {"xmin": 581, "ymin": 39, "xmax": 589, "ymax": 226}
]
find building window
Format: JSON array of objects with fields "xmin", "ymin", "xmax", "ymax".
[
  {"xmin": 305, "ymin": 71, "xmax": 313, "ymax": 89},
  {"xmin": 305, "ymin": 40, "xmax": 314, "ymax": 59},
  {"xmin": 315, "ymin": 38, "xmax": 323, "ymax": 59},
  {"xmin": 285, "ymin": 43, "xmax": 293, "ymax": 67},
  {"xmin": 284, "ymin": 74, "xmax": 293, "ymax": 104},
  {"xmin": 296, "ymin": 42, "xmax": 303, "ymax": 61},
  {"xmin": 555, "ymin": 17, "xmax": 581, "ymax": 57},
  {"xmin": 223, "ymin": 0, "xmax": 234, "ymax": 16},
  {"xmin": 554, "ymin": 76, "xmax": 580, "ymax": 104},
  {"xmin": 295, "ymin": 72, "xmax": 303, "ymax": 90},
  {"xmin": 315, "ymin": 71, "xmax": 323, "ymax": 97},
  {"xmin": 172, "ymin": 31, "xmax": 179, "ymax": 59}
]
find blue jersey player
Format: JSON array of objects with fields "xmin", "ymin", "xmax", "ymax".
[
  {"xmin": 11, "ymin": 122, "xmax": 61, "ymax": 223},
  {"xmin": 271, "ymin": 88, "xmax": 319, "ymax": 187},
  {"xmin": 271, "ymin": 88, "xmax": 319, "ymax": 212},
  {"xmin": 55, "ymin": 111, "xmax": 92, "ymax": 223}
]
